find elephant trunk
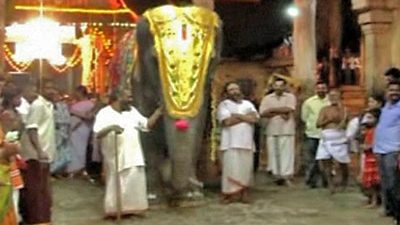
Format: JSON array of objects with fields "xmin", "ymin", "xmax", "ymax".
[{"xmin": 162, "ymin": 107, "xmax": 207, "ymax": 195}]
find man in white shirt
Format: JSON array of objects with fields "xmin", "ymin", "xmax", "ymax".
[
  {"xmin": 259, "ymin": 78, "xmax": 296, "ymax": 186},
  {"xmin": 217, "ymin": 81, "xmax": 258, "ymax": 204},
  {"xmin": 19, "ymin": 81, "xmax": 56, "ymax": 225},
  {"xmin": 93, "ymin": 89, "xmax": 162, "ymax": 218}
]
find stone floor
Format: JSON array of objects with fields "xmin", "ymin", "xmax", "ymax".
[{"xmin": 53, "ymin": 173, "xmax": 394, "ymax": 225}]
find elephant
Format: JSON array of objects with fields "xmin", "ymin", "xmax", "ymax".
[{"xmin": 121, "ymin": 4, "xmax": 223, "ymax": 204}]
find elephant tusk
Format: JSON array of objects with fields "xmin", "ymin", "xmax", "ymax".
[{"xmin": 188, "ymin": 177, "xmax": 204, "ymax": 188}]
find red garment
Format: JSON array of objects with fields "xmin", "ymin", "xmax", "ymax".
[{"xmin": 362, "ymin": 128, "xmax": 380, "ymax": 188}]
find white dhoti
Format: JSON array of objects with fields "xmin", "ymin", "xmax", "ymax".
[
  {"xmin": 104, "ymin": 166, "xmax": 148, "ymax": 216},
  {"xmin": 316, "ymin": 129, "xmax": 350, "ymax": 164},
  {"xmin": 266, "ymin": 135, "xmax": 295, "ymax": 177},
  {"xmin": 94, "ymin": 106, "xmax": 150, "ymax": 216},
  {"xmin": 222, "ymin": 149, "xmax": 254, "ymax": 195}
]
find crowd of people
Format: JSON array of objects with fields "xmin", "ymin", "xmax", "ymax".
[
  {"xmin": 0, "ymin": 79, "xmax": 103, "ymax": 225},
  {"xmin": 1, "ymin": 67, "xmax": 400, "ymax": 225},
  {"xmin": 217, "ymin": 67, "xmax": 400, "ymax": 224},
  {"xmin": 0, "ymin": 77, "xmax": 165, "ymax": 224}
]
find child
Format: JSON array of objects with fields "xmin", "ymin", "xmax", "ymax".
[{"xmin": 360, "ymin": 108, "xmax": 381, "ymax": 208}]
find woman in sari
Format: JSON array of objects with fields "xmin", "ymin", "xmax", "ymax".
[
  {"xmin": 50, "ymin": 91, "xmax": 72, "ymax": 175},
  {"xmin": 67, "ymin": 86, "xmax": 94, "ymax": 177},
  {"xmin": 0, "ymin": 124, "xmax": 20, "ymax": 225},
  {"xmin": 0, "ymin": 85, "xmax": 24, "ymax": 223}
]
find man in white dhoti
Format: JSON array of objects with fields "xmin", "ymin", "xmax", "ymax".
[
  {"xmin": 93, "ymin": 89, "xmax": 162, "ymax": 219},
  {"xmin": 259, "ymin": 78, "xmax": 296, "ymax": 186},
  {"xmin": 217, "ymin": 81, "xmax": 259, "ymax": 204},
  {"xmin": 316, "ymin": 89, "xmax": 349, "ymax": 194}
]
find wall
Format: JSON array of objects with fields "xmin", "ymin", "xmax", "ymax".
[{"xmin": 213, "ymin": 60, "xmax": 273, "ymax": 103}]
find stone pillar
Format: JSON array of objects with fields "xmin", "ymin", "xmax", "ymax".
[
  {"xmin": 316, "ymin": 0, "xmax": 342, "ymax": 53},
  {"xmin": 352, "ymin": 1, "xmax": 394, "ymax": 94},
  {"xmin": 328, "ymin": 0, "xmax": 342, "ymax": 51},
  {"xmin": 293, "ymin": 0, "xmax": 317, "ymax": 175},
  {"xmin": 0, "ymin": 0, "xmax": 5, "ymax": 76},
  {"xmin": 362, "ymin": 23, "xmax": 392, "ymax": 93},
  {"xmin": 391, "ymin": 3, "xmax": 400, "ymax": 66},
  {"xmin": 293, "ymin": 0, "xmax": 317, "ymax": 96}
]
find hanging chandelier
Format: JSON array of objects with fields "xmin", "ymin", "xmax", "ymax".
[{"xmin": 5, "ymin": 0, "xmax": 75, "ymax": 65}]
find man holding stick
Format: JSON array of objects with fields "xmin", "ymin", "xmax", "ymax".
[{"xmin": 93, "ymin": 89, "xmax": 162, "ymax": 219}]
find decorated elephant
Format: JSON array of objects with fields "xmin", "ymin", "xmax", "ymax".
[{"xmin": 113, "ymin": 2, "xmax": 222, "ymax": 205}]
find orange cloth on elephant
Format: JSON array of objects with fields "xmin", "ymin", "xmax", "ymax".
[{"xmin": 362, "ymin": 128, "xmax": 380, "ymax": 188}]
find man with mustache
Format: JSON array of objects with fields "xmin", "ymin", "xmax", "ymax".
[
  {"xmin": 259, "ymin": 78, "xmax": 296, "ymax": 186},
  {"xmin": 93, "ymin": 89, "xmax": 162, "ymax": 219},
  {"xmin": 373, "ymin": 81, "xmax": 400, "ymax": 223},
  {"xmin": 302, "ymin": 81, "xmax": 330, "ymax": 189},
  {"xmin": 217, "ymin": 81, "xmax": 259, "ymax": 204},
  {"xmin": 316, "ymin": 89, "xmax": 349, "ymax": 194}
]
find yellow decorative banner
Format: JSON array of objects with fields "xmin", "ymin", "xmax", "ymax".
[{"xmin": 144, "ymin": 5, "xmax": 220, "ymax": 118}]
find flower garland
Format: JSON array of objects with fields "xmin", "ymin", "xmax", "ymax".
[
  {"xmin": 90, "ymin": 28, "xmax": 113, "ymax": 57},
  {"xmin": 48, "ymin": 47, "xmax": 82, "ymax": 73},
  {"xmin": 210, "ymin": 81, "xmax": 219, "ymax": 162},
  {"xmin": 3, "ymin": 44, "xmax": 33, "ymax": 72},
  {"xmin": 3, "ymin": 44, "xmax": 82, "ymax": 73}
]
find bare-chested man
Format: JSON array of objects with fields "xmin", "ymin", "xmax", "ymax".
[{"xmin": 316, "ymin": 89, "xmax": 349, "ymax": 194}]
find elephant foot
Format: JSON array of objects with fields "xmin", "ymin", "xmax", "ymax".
[
  {"xmin": 166, "ymin": 191, "xmax": 206, "ymax": 208},
  {"xmin": 185, "ymin": 190, "xmax": 205, "ymax": 200},
  {"xmin": 167, "ymin": 198, "xmax": 206, "ymax": 208},
  {"xmin": 147, "ymin": 193, "xmax": 163, "ymax": 205}
]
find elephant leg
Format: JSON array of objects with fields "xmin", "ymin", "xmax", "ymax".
[{"xmin": 141, "ymin": 132, "xmax": 166, "ymax": 201}]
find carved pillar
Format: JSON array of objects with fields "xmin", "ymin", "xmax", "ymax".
[
  {"xmin": 293, "ymin": 0, "xmax": 317, "ymax": 95},
  {"xmin": 0, "ymin": 0, "xmax": 5, "ymax": 76},
  {"xmin": 352, "ymin": 1, "xmax": 394, "ymax": 94}
]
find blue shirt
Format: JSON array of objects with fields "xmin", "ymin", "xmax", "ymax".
[{"xmin": 374, "ymin": 101, "xmax": 400, "ymax": 154}]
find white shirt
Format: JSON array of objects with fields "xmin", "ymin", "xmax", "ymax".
[
  {"xmin": 259, "ymin": 92, "xmax": 296, "ymax": 136},
  {"xmin": 93, "ymin": 106, "xmax": 148, "ymax": 170},
  {"xmin": 16, "ymin": 97, "xmax": 30, "ymax": 124},
  {"xmin": 23, "ymin": 95, "xmax": 56, "ymax": 162},
  {"xmin": 217, "ymin": 99, "xmax": 258, "ymax": 151}
]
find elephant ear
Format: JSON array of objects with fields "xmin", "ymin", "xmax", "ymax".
[
  {"xmin": 109, "ymin": 30, "xmax": 138, "ymax": 92},
  {"xmin": 207, "ymin": 20, "xmax": 223, "ymax": 83}
]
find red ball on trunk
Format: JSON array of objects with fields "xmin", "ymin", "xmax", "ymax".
[{"xmin": 175, "ymin": 119, "xmax": 189, "ymax": 131}]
